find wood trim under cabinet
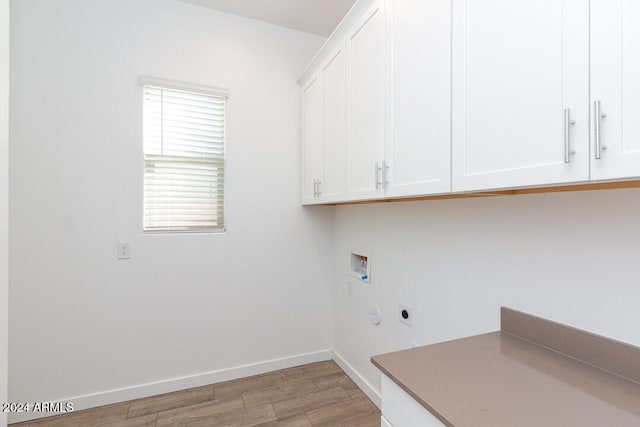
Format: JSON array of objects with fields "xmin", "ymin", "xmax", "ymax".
[{"xmin": 325, "ymin": 179, "xmax": 640, "ymax": 206}]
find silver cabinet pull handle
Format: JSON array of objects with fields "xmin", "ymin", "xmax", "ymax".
[
  {"xmin": 313, "ymin": 179, "xmax": 318, "ymax": 197},
  {"xmin": 594, "ymin": 101, "xmax": 606, "ymax": 160},
  {"xmin": 382, "ymin": 160, "xmax": 390, "ymax": 189},
  {"xmin": 317, "ymin": 179, "xmax": 322, "ymax": 196},
  {"xmin": 375, "ymin": 162, "xmax": 382, "ymax": 189},
  {"xmin": 563, "ymin": 108, "xmax": 576, "ymax": 163}
]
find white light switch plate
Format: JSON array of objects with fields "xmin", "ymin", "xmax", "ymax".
[{"xmin": 117, "ymin": 242, "xmax": 131, "ymax": 260}]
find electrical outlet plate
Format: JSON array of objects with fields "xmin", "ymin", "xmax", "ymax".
[
  {"xmin": 117, "ymin": 242, "xmax": 131, "ymax": 260},
  {"xmin": 399, "ymin": 304, "xmax": 413, "ymax": 327}
]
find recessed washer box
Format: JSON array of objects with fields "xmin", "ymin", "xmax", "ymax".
[{"xmin": 350, "ymin": 252, "xmax": 371, "ymax": 283}]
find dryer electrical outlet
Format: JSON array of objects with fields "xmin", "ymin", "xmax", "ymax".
[{"xmin": 399, "ymin": 304, "xmax": 413, "ymax": 327}]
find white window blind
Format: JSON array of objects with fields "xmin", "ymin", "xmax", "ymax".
[{"xmin": 143, "ymin": 84, "xmax": 226, "ymax": 232}]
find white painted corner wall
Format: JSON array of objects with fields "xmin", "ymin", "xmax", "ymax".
[
  {"xmin": 332, "ymin": 189, "xmax": 640, "ymax": 399},
  {"xmin": 9, "ymin": 0, "xmax": 331, "ymax": 422},
  {"xmin": 0, "ymin": 0, "xmax": 8, "ymax": 425}
]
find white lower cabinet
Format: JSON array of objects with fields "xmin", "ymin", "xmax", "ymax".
[
  {"xmin": 381, "ymin": 415, "xmax": 394, "ymax": 427},
  {"xmin": 381, "ymin": 375, "xmax": 447, "ymax": 427}
]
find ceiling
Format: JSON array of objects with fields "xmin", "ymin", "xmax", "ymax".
[{"xmin": 180, "ymin": 0, "xmax": 357, "ymax": 37}]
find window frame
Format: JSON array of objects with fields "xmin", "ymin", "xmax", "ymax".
[{"xmin": 140, "ymin": 76, "xmax": 229, "ymax": 234}]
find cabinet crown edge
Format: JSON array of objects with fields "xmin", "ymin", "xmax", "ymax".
[{"xmin": 297, "ymin": 0, "xmax": 376, "ymax": 86}]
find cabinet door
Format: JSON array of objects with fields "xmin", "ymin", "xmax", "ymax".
[
  {"xmin": 381, "ymin": 415, "xmax": 394, "ymax": 427},
  {"xmin": 452, "ymin": 0, "xmax": 589, "ymax": 192},
  {"xmin": 320, "ymin": 43, "xmax": 347, "ymax": 201},
  {"xmin": 301, "ymin": 75, "xmax": 323, "ymax": 203},
  {"xmin": 347, "ymin": 0, "xmax": 386, "ymax": 199},
  {"xmin": 591, "ymin": 0, "xmax": 640, "ymax": 180},
  {"xmin": 382, "ymin": 375, "xmax": 446, "ymax": 427},
  {"xmin": 386, "ymin": 0, "xmax": 451, "ymax": 197}
]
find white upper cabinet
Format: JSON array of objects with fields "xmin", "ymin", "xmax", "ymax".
[
  {"xmin": 321, "ymin": 43, "xmax": 348, "ymax": 200},
  {"xmin": 301, "ymin": 44, "xmax": 347, "ymax": 205},
  {"xmin": 385, "ymin": 0, "xmax": 451, "ymax": 197},
  {"xmin": 452, "ymin": 0, "xmax": 590, "ymax": 192},
  {"xmin": 590, "ymin": 0, "xmax": 640, "ymax": 180},
  {"xmin": 301, "ymin": 75, "xmax": 323, "ymax": 204},
  {"xmin": 347, "ymin": 0, "xmax": 387, "ymax": 199},
  {"xmin": 299, "ymin": 0, "xmax": 640, "ymax": 205}
]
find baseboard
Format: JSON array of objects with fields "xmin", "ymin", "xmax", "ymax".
[
  {"xmin": 9, "ymin": 349, "xmax": 332, "ymax": 424},
  {"xmin": 332, "ymin": 350, "xmax": 381, "ymax": 409}
]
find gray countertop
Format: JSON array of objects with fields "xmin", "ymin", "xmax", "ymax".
[{"xmin": 372, "ymin": 310, "xmax": 640, "ymax": 427}]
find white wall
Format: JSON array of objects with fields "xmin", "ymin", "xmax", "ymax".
[
  {"xmin": 9, "ymin": 0, "xmax": 332, "ymax": 417},
  {"xmin": 333, "ymin": 189, "xmax": 640, "ymax": 404},
  {"xmin": 0, "ymin": 0, "xmax": 9, "ymax": 425}
]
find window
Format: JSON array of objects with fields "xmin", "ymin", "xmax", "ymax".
[{"xmin": 142, "ymin": 77, "xmax": 227, "ymax": 233}]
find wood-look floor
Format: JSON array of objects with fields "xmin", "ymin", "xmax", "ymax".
[{"xmin": 10, "ymin": 361, "xmax": 380, "ymax": 427}]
